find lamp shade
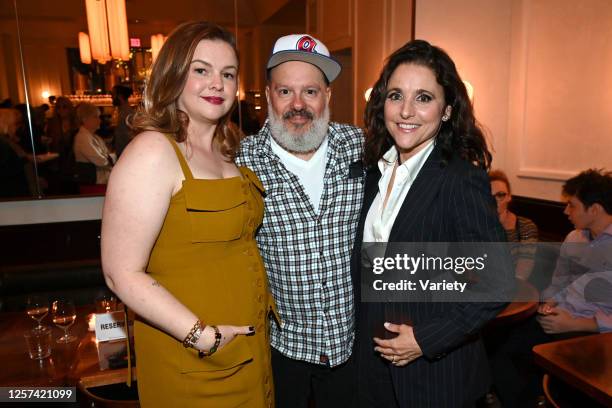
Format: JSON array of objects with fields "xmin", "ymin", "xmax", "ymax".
[
  {"xmin": 151, "ymin": 34, "xmax": 166, "ymax": 63},
  {"xmin": 79, "ymin": 32, "xmax": 92, "ymax": 64},
  {"xmin": 106, "ymin": 0, "xmax": 130, "ymax": 60},
  {"xmin": 85, "ymin": 0, "xmax": 111, "ymax": 63}
]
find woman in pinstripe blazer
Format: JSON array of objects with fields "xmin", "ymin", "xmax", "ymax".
[{"xmin": 352, "ymin": 40, "xmax": 513, "ymax": 407}]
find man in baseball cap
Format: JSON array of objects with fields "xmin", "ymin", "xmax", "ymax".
[
  {"xmin": 237, "ymin": 34, "xmax": 363, "ymax": 407},
  {"xmin": 266, "ymin": 34, "xmax": 341, "ymax": 83}
]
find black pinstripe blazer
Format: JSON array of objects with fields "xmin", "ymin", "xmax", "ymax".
[{"xmin": 352, "ymin": 143, "xmax": 513, "ymax": 407}]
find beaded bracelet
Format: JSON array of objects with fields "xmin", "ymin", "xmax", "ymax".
[
  {"xmin": 198, "ymin": 325, "xmax": 221, "ymax": 358},
  {"xmin": 182, "ymin": 319, "xmax": 205, "ymax": 349}
]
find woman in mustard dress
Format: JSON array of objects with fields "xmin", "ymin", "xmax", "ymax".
[{"xmin": 101, "ymin": 22, "xmax": 276, "ymax": 407}]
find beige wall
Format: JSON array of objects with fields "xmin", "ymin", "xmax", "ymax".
[
  {"xmin": 309, "ymin": 0, "xmax": 413, "ymax": 126},
  {"xmin": 0, "ymin": 16, "xmax": 85, "ymax": 106},
  {"xmin": 353, "ymin": 0, "xmax": 414, "ymax": 126},
  {"xmin": 416, "ymin": 0, "xmax": 612, "ymax": 201},
  {"xmin": 0, "ymin": 21, "xmax": 27, "ymax": 104},
  {"xmin": 415, "ymin": 0, "xmax": 513, "ymax": 170},
  {"xmin": 22, "ymin": 38, "xmax": 73, "ymax": 105}
]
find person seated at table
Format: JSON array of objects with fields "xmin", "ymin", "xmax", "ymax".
[
  {"xmin": 44, "ymin": 97, "xmax": 80, "ymax": 193},
  {"xmin": 101, "ymin": 21, "xmax": 276, "ymax": 407},
  {"xmin": 14, "ymin": 103, "xmax": 46, "ymax": 154},
  {"xmin": 111, "ymin": 85, "xmax": 134, "ymax": 158},
  {"xmin": 73, "ymin": 102, "xmax": 114, "ymax": 185},
  {"xmin": 0, "ymin": 108, "xmax": 30, "ymax": 197},
  {"xmin": 47, "ymin": 97, "xmax": 78, "ymax": 157},
  {"xmin": 489, "ymin": 169, "xmax": 539, "ymax": 280},
  {"xmin": 491, "ymin": 168, "xmax": 612, "ymax": 408}
]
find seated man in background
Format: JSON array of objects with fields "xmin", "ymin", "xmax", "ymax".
[
  {"xmin": 489, "ymin": 169, "xmax": 539, "ymax": 280},
  {"xmin": 111, "ymin": 85, "xmax": 134, "ymax": 158},
  {"xmin": 491, "ymin": 168, "xmax": 612, "ymax": 408}
]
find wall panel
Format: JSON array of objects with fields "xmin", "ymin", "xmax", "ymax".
[{"xmin": 416, "ymin": 0, "xmax": 612, "ymax": 200}]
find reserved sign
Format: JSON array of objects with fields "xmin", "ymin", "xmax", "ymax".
[{"xmin": 95, "ymin": 311, "xmax": 132, "ymax": 342}]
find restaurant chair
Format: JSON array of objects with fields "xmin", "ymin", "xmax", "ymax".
[
  {"xmin": 542, "ymin": 374, "xmax": 561, "ymax": 408},
  {"xmin": 541, "ymin": 373, "xmax": 604, "ymax": 408},
  {"xmin": 77, "ymin": 379, "xmax": 140, "ymax": 408},
  {"xmin": 74, "ymin": 162, "xmax": 97, "ymax": 185}
]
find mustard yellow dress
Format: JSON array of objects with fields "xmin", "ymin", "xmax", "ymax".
[{"xmin": 134, "ymin": 137, "xmax": 277, "ymax": 407}]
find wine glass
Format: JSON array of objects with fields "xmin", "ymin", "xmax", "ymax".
[
  {"xmin": 95, "ymin": 293, "xmax": 117, "ymax": 313},
  {"xmin": 51, "ymin": 299, "xmax": 77, "ymax": 343},
  {"xmin": 26, "ymin": 295, "xmax": 49, "ymax": 333}
]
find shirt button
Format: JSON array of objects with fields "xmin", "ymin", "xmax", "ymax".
[
  {"xmin": 257, "ymin": 294, "xmax": 263, "ymax": 303},
  {"xmin": 258, "ymin": 310, "xmax": 264, "ymax": 318},
  {"xmin": 256, "ymin": 278, "xmax": 263, "ymax": 287}
]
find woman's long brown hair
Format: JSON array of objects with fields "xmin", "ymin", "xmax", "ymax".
[{"xmin": 130, "ymin": 21, "xmax": 241, "ymax": 159}]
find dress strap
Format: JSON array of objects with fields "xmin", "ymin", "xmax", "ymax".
[{"xmin": 164, "ymin": 135, "xmax": 194, "ymax": 180}]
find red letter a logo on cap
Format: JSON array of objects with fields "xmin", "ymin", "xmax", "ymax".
[{"xmin": 296, "ymin": 36, "xmax": 317, "ymax": 53}]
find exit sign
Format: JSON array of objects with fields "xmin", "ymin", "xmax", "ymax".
[{"xmin": 129, "ymin": 38, "xmax": 141, "ymax": 47}]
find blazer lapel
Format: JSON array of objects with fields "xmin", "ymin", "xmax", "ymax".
[
  {"xmin": 354, "ymin": 165, "xmax": 381, "ymax": 248},
  {"xmin": 362, "ymin": 166, "xmax": 381, "ymax": 217},
  {"xmin": 388, "ymin": 144, "xmax": 446, "ymax": 241}
]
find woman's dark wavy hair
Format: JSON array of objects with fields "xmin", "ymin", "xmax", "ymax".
[
  {"xmin": 130, "ymin": 21, "xmax": 240, "ymax": 159},
  {"xmin": 364, "ymin": 39, "xmax": 491, "ymax": 169}
]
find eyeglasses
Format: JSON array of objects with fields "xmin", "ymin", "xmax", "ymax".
[{"xmin": 492, "ymin": 192, "xmax": 508, "ymax": 200}]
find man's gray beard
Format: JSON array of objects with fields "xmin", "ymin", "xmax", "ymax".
[{"xmin": 268, "ymin": 104, "xmax": 330, "ymax": 154}]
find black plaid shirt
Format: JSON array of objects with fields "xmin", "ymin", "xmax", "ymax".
[{"xmin": 236, "ymin": 121, "xmax": 364, "ymax": 366}]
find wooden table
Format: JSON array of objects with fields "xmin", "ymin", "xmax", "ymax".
[
  {"xmin": 491, "ymin": 279, "xmax": 539, "ymax": 326},
  {"xmin": 533, "ymin": 333, "xmax": 612, "ymax": 407},
  {"xmin": 0, "ymin": 306, "xmax": 135, "ymax": 388},
  {"xmin": 72, "ymin": 331, "xmax": 136, "ymax": 388}
]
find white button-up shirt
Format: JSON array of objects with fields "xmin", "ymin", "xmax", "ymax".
[{"xmin": 364, "ymin": 140, "xmax": 435, "ymax": 243}]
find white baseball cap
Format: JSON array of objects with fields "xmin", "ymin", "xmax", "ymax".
[{"xmin": 267, "ymin": 34, "xmax": 341, "ymax": 83}]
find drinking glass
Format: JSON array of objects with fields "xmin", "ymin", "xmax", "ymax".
[
  {"xmin": 95, "ymin": 294, "xmax": 118, "ymax": 313},
  {"xmin": 51, "ymin": 299, "xmax": 77, "ymax": 343},
  {"xmin": 26, "ymin": 295, "xmax": 49, "ymax": 333},
  {"xmin": 24, "ymin": 327, "xmax": 52, "ymax": 360}
]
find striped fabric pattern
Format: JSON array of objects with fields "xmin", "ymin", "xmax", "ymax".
[{"xmin": 353, "ymin": 144, "xmax": 513, "ymax": 407}]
